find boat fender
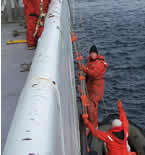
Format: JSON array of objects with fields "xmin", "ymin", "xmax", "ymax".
[{"xmin": 71, "ymin": 33, "xmax": 77, "ymax": 42}]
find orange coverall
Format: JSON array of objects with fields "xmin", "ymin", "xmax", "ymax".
[
  {"xmin": 83, "ymin": 100, "xmax": 130, "ymax": 155},
  {"xmin": 80, "ymin": 55, "xmax": 108, "ymax": 127},
  {"xmin": 23, "ymin": 0, "xmax": 51, "ymax": 47}
]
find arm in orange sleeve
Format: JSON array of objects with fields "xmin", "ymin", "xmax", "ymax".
[
  {"xmin": 84, "ymin": 119, "xmax": 108, "ymax": 142},
  {"xmin": 23, "ymin": 0, "xmax": 28, "ymax": 5},
  {"xmin": 84, "ymin": 63, "xmax": 105, "ymax": 79},
  {"xmin": 98, "ymin": 56, "xmax": 108, "ymax": 68},
  {"xmin": 117, "ymin": 99, "xmax": 129, "ymax": 137}
]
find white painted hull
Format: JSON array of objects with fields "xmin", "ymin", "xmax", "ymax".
[{"xmin": 3, "ymin": 0, "xmax": 81, "ymax": 154}]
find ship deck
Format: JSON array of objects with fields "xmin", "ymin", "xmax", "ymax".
[{"xmin": 1, "ymin": 22, "xmax": 35, "ymax": 152}]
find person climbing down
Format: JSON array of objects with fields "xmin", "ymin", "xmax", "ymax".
[
  {"xmin": 23, "ymin": 0, "xmax": 51, "ymax": 49},
  {"xmin": 78, "ymin": 45, "xmax": 108, "ymax": 127},
  {"xmin": 82, "ymin": 99, "xmax": 131, "ymax": 155}
]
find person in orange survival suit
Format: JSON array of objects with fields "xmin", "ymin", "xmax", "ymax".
[
  {"xmin": 23, "ymin": 0, "xmax": 51, "ymax": 49},
  {"xmin": 78, "ymin": 45, "xmax": 108, "ymax": 128},
  {"xmin": 82, "ymin": 99, "xmax": 135, "ymax": 155}
]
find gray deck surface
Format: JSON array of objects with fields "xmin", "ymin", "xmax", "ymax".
[{"xmin": 1, "ymin": 23, "xmax": 35, "ymax": 152}]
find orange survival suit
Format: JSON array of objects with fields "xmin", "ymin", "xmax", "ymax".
[
  {"xmin": 83, "ymin": 99, "xmax": 129, "ymax": 155},
  {"xmin": 23, "ymin": 0, "xmax": 51, "ymax": 47},
  {"xmin": 79, "ymin": 55, "xmax": 108, "ymax": 127}
]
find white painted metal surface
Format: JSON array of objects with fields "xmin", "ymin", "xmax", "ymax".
[{"xmin": 3, "ymin": 0, "xmax": 81, "ymax": 154}]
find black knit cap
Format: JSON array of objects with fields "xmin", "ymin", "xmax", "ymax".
[{"xmin": 89, "ymin": 45, "xmax": 98, "ymax": 54}]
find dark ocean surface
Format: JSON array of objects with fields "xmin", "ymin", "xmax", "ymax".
[{"xmin": 73, "ymin": 0, "xmax": 145, "ymax": 130}]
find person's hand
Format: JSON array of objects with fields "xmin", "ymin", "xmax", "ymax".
[{"xmin": 117, "ymin": 99, "xmax": 122, "ymax": 108}]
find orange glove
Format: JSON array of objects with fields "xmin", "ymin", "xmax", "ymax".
[{"xmin": 117, "ymin": 99, "xmax": 122, "ymax": 109}]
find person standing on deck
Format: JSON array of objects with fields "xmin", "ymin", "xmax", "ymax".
[
  {"xmin": 78, "ymin": 45, "xmax": 108, "ymax": 128},
  {"xmin": 23, "ymin": 0, "xmax": 51, "ymax": 49},
  {"xmin": 82, "ymin": 99, "xmax": 131, "ymax": 155}
]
